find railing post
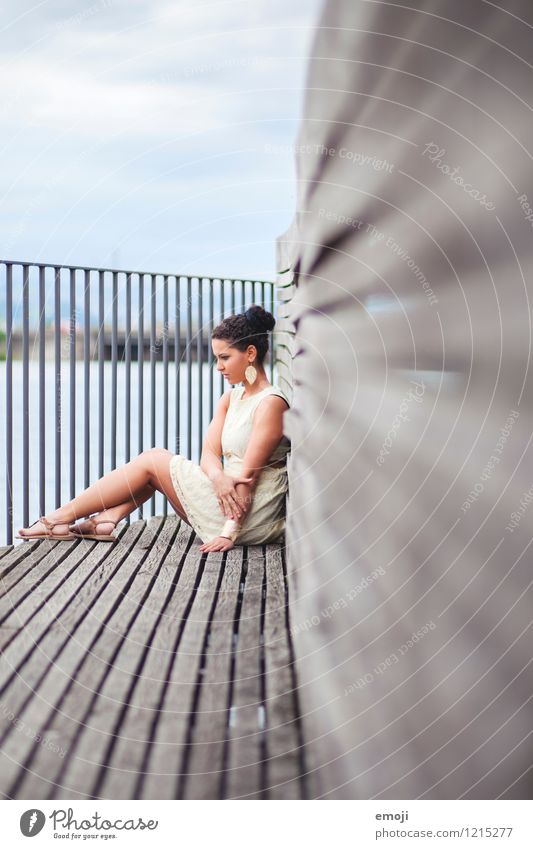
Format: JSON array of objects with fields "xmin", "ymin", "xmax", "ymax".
[
  {"xmin": 39, "ymin": 267, "xmax": 46, "ymax": 517},
  {"xmin": 208, "ymin": 279, "xmax": 214, "ymax": 422},
  {"xmin": 111, "ymin": 270, "xmax": 118, "ymax": 470},
  {"xmin": 186, "ymin": 277, "xmax": 192, "ymax": 461},
  {"xmin": 5, "ymin": 264, "xmax": 13, "ymax": 545},
  {"xmin": 150, "ymin": 273, "xmax": 156, "ymax": 515},
  {"xmin": 197, "ymin": 277, "xmax": 203, "ymax": 464},
  {"xmin": 83, "ymin": 269, "xmax": 91, "ymax": 489},
  {"xmin": 98, "ymin": 269, "xmax": 105, "ymax": 479},
  {"xmin": 175, "ymin": 276, "xmax": 181, "ymax": 458},
  {"xmin": 69, "ymin": 268, "xmax": 76, "ymax": 500},
  {"xmin": 22, "ymin": 265, "xmax": 30, "ymax": 526},
  {"xmin": 125, "ymin": 272, "xmax": 132, "ymax": 524},
  {"xmin": 162, "ymin": 275, "xmax": 169, "ymax": 517},
  {"xmin": 54, "ymin": 266, "xmax": 61, "ymax": 509},
  {"xmin": 137, "ymin": 273, "xmax": 144, "ymax": 518}
]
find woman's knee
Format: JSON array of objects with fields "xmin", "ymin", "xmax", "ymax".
[
  {"xmin": 140, "ymin": 448, "xmax": 172, "ymax": 486},
  {"xmin": 139, "ymin": 447, "xmax": 172, "ymax": 469},
  {"xmin": 142, "ymin": 447, "xmax": 172, "ymax": 456}
]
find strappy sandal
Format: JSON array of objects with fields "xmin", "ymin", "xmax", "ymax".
[
  {"xmin": 68, "ymin": 516, "xmax": 118, "ymax": 542},
  {"xmin": 16, "ymin": 515, "xmax": 77, "ymax": 541}
]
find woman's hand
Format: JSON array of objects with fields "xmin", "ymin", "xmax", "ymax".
[
  {"xmin": 199, "ymin": 536, "xmax": 235, "ymax": 553},
  {"xmin": 210, "ymin": 470, "xmax": 253, "ymax": 520}
]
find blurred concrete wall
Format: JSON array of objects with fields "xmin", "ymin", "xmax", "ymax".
[{"xmin": 278, "ymin": 0, "xmax": 533, "ymax": 799}]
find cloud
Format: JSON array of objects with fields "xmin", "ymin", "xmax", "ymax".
[{"xmin": 0, "ymin": 0, "xmax": 323, "ymax": 276}]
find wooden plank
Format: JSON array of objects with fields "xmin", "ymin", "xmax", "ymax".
[
  {"xmin": 140, "ymin": 539, "xmax": 228, "ymax": 799},
  {"xmin": 275, "ymin": 333, "xmax": 296, "ymax": 352},
  {"xmin": 0, "ymin": 531, "xmax": 309, "ymax": 800},
  {"xmin": 98, "ymin": 519, "xmax": 202, "ymax": 799},
  {"xmin": 277, "ymin": 287, "xmax": 296, "ymax": 306},
  {"xmin": 0, "ymin": 522, "xmax": 131, "ymax": 663},
  {"xmin": 276, "ymin": 294, "xmax": 295, "ymax": 311},
  {"xmin": 275, "ymin": 344, "xmax": 294, "ymax": 373},
  {"xmin": 0, "ymin": 540, "xmax": 52, "ymax": 602},
  {"xmin": 225, "ymin": 546, "xmax": 265, "ymax": 799},
  {"xmin": 40, "ymin": 517, "xmax": 183, "ymax": 799},
  {"xmin": 276, "ymin": 281, "xmax": 295, "ymax": 293},
  {"xmin": 275, "ymin": 356, "xmax": 292, "ymax": 378},
  {"xmin": 0, "ymin": 518, "xmax": 152, "ymax": 799},
  {"xmin": 273, "ymin": 329, "xmax": 295, "ymax": 350},
  {"xmin": 276, "ymin": 370, "xmax": 294, "ymax": 403},
  {"xmin": 0, "ymin": 531, "xmax": 127, "ymax": 651},
  {"xmin": 273, "ymin": 344, "xmax": 294, "ymax": 372},
  {"xmin": 182, "ymin": 548, "xmax": 244, "ymax": 799},
  {"xmin": 274, "ymin": 314, "xmax": 297, "ymax": 335},
  {"xmin": 276, "ymin": 366, "xmax": 293, "ymax": 393},
  {"xmin": 264, "ymin": 545, "xmax": 303, "ymax": 799},
  {"xmin": 275, "ymin": 330, "xmax": 293, "ymax": 348}
]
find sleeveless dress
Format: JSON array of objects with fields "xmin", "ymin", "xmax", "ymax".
[{"xmin": 168, "ymin": 384, "xmax": 291, "ymax": 544}]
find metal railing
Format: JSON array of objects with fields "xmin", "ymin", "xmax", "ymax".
[{"xmin": 1, "ymin": 260, "xmax": 276, "ymax": 545}]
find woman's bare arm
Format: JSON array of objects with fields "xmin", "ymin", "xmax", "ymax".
[{"xmin": 199, "ymin": 391, "xmax": 230, "ymax": 480}]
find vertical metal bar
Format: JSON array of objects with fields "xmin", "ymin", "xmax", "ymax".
[
  {"xmin": 54, "ymin": 266, "xmax": 61, "ymax": 509},
  {"xmin": 22, "ymin": 265, "xmax": 30, "ymax": 526},
  {"xmin": 220, "ymin": 279, "xmax": 225, "ymax": 396},
  {"xmin": 208, "ymin": 279, "xmax": 214, "ymax": 421},
  {"xmin": 186, "ymin": 277, "xmax": 192, "ymax": 460},
  {"xmin": 125, "ymin": 273, "xmax": 132, "ymax": 465},
  {"xmin": 125, "ymin": 273, "xmax": 132, "ymax": 525},
  {"xmin": 98, "ymin": 270, "xmax": 104, "ymax": 479},
  {"xmin": 84, "ymin": 270, "xmax": 90, "ymax": 488},
  {"xmin": 39, "ymin": 267, "xmax": 46, "ymax": 518},
  {"xmin": 69, "ymin": 268, "xmax": 76, "ymax": 499},
  {"xmin": 231, "ymin": 278, "xmax": 235, "ymax": 316},
  {"xmin": 162, "ymin": 276, "xmax": 169, "ymax": 518},
  {"xmin": 270, "ymin": 282, "xmax": 274, "ymax": 384},
  {"xmin": 261, "ymin": 281, "xmax": 265, "ymax": 310},
  {"xmin": 150, "ymin": 273, "xmax": 156, "ymax": 449},
  {"xmin": 138, "ymin": 274, "xmax": 144, "ymax": 518},
  {"xmin": 175, "ymin": 277, "xmax": 181, "ymax": 458},
  {"xmin": 111, "ymin": 270, "xmax": 118, "ymax": 470},
  {"xmin": 5, "ymin": 264, "xmax": 13, "ymax": 545},
  {"xmin": 163, "ymin": 276, "xmax": 169, "ymax": 450},
  {"xmin": 150, "ymin": 274, "xmax": 156, "ymax": 516},
  {"xmin": 197, "ymin": 278, "xmax": 203, "ymax": 464}
]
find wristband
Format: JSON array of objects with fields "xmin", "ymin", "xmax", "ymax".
[{"xmin": 220, "ymin": 518, "xmax": 241, "ymax": 542}]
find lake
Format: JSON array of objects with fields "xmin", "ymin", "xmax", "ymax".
[{"xmin": 0, "ymin": 360, "xmax": 256, "ymax": 543}]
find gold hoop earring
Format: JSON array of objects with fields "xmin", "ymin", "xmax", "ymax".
[{"xmin": 245, "ymin": 364, "xmax": 257, "ymax": 384}]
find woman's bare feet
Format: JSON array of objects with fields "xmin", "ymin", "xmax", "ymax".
[{"xmin": 18, "ymin": 515, "xmax": 73, "ymax": 539}]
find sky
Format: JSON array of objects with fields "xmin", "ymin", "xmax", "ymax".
[{"xmin": 0, "ymin": 0, "xmax": 323, "ymax": 282}]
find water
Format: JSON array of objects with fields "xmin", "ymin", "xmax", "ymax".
[{"xmin": 0, "ymin": 360, "xmax": 232, "ymax": 543}]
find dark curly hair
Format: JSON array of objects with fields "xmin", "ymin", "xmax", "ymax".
[{"xmin": 211, "ymin": 304, "xmax": 276, "ymax": 365}]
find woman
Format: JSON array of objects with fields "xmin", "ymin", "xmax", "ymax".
[{"xmin": 17, "ymin": 305, "xmax": 291, "ymax": 552}]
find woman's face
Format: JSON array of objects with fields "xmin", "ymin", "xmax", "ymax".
[{"xmin": 212, "ymin": 338, "xmax": 253, "ymax": 384}]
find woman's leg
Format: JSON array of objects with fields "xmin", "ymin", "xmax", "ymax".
[
  {"xmin": 19, "ymin": 449, "xmax": 192, "ymax": 536},
  {"xmin": 68, "ymin": 483, "xmax": 156, "ymax": 535}
]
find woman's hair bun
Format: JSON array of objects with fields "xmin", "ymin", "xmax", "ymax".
[{"xmin": 244, "ymin": 304, "xmax": 276, "ymax": 333}]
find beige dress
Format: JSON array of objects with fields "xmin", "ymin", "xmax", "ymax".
[{"xmin": 169, "ymin": 384, "xmax": 290, "ymax": 544}]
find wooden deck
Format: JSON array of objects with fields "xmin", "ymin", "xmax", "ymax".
[{"xmin": 0, "ymin": 516, "xmax": 309, "ymax": 799}]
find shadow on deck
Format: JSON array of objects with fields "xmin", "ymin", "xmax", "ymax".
[{"xmin": 0, "ymin": 516, "xmax": 309, "ymax": 799}]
